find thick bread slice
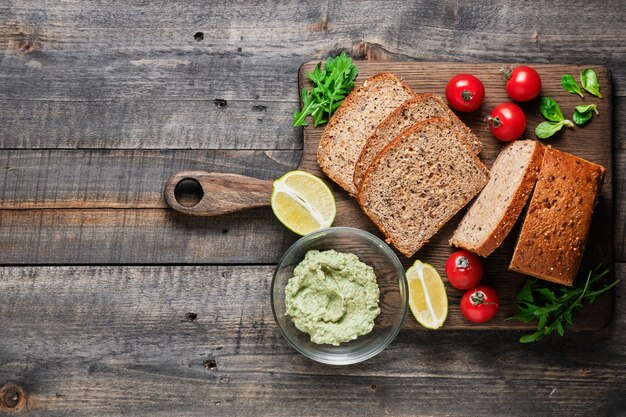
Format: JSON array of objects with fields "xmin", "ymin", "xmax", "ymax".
[
  {"xmin": 357, "ymin": 118, "xmax": 490, "ymax": 258},
  {"xmin": 317, "ymin": 73, "xmax": 415, "ymax": 195},
  {"xmin": 450, "ymin": 140, "xmax": 545, "ymax": 257},
  {"xmin": 353, "ymin": 94, "xmax": 482, "ymax": 187},
  {"xmin": 509, "ymin": 148, "xmax": 605, "ymax": 286}
]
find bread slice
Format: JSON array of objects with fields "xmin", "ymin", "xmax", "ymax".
[
  {"xmin": 509, "ymin": 148, "xmax": 606, "ymax": 285},
  {"xmin": 357, "ymin": 118, "xmax": 490, "ymax": 257},
  {"xmin": 353, "ymin": 94, "xmax": 482, "ymax": 188},
  {"xmin": 317, "ymin": 73, "xmax": 415, "ymax": 195},
  {"xmin": 450, "ymin": 140, "xmax": 545, "ymax": 257}
]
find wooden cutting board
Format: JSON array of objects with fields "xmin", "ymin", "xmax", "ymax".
[{"xmin": 297, "ymin": 61, "xmax": 614, "ymax": 331}]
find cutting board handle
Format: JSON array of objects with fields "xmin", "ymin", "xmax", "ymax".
[{"xmin": 164, "ymin": 171, "xmax": 273, "ymax": 216}]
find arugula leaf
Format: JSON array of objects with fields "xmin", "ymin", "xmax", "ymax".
[
  {"xmin": 535, "ymin": 120, "xmax": 573, "ymax": 139},
  {"xmin": 581, "ymin": 69, "xmax": 603, "ymax": 98},
  {"xmin": 508, "ymin": 267, "xmax": 619, "ymax": 343},
  {"xmin": 539, "ymin": 97, "xmax": 565, "ymax": 122},
  {"xmin": 293, "ymin": 52, "xmax": 358, "ymax": 128},
  {"xmin": 561, "ymin": 74, "xmax": 584, "ymax": 98}
]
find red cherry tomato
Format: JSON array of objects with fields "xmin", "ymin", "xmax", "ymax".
[
  {"xmin": 460, "ymin": 286, "xmax": 500, "ymax": 323},
  {"xmin": 445, "ymin": 250, "xmax": 484, "ymax": 290},
  {"xmin": 503, "ymin": 65, "xmax": 542, "ymax": 102},
  {"xmin": 445, "ymin": 74, "xmax": 485, "ymax": 112},
  {"xmin": 487, "ymin": 103, "xmax": 526, "ymax": 142}
]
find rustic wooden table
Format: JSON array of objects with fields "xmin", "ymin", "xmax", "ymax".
[{"xmin": 0, "ymin": 1, "xmax": 624, "ymax": 416}]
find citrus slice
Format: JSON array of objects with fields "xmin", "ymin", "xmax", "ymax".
[
  {"xmin": 271, "ymin": 171, "xmax": 336, "ymax": 235},
  {"xmin": 406, "ymin": 260, "xmax": 448, "ymax": 329}
]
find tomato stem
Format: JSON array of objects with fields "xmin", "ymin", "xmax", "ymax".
[
  {"xmin": 470, "ymin": 291, "xmax": 499, "ymax": 307},
  {"xmin": 455, "ymin": 256, "xmax": 470, "ymax": 270},
  {"xmin": 461, "ymin": 90, "xmax": 473, "ymax": 102},
  {"xmin": 486, "ymin": 115, "xmax": 502, "ymax": 128},
  {"xmin": 500, "ymin": 65, "xmax": 514, "ymax": 81}
]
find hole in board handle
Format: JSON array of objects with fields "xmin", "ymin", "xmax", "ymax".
[{"xmin": 174, "ymin": 178, "xmax": 204, "ymax": 207}]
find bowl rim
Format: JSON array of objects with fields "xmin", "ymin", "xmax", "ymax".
[{"xmin": 271, "ymin": 226, "xmax": 408, "ymax": 365}]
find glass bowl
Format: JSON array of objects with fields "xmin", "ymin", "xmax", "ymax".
[{"xmin": 271, "ymin": 227, "xmax": 408, "ymax": 365}]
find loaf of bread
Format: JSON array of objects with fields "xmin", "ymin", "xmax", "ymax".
[
  {"xmin": 450, "ymin": 140, "xmax": 545, "ymax": 256},
  {"xmin": 509, "ymin": 148, "xmax": 606, "ymax": 285},
  {"xmin": 357, "ymin": 118, "xmax": 489, "ymax": 257},
  {"xmin": 353, "ymin": 94, "xmax": 482, "ymax": 188},
  {"xmin": 317, "ymin": 73, "xmax": 415, "ymax": 195}
]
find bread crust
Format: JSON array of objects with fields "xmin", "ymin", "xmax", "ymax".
[
  {"xmin": 449, "ymin": 140, "xmax": 545, "ymax": 257},
  {"xmin": 352, "ymin": 93, "xmax": 482, "ymax": 188},
  {"xmin": 508, "ymin": 148, "xmax": 606, "ymax": 285},
  {"xmin": 316, "ymin": 73, "xmax": 415, "ymax": 195},
  {"xmin": 357, "ymin": 118, "xmax": 490, "ymax": 257}
]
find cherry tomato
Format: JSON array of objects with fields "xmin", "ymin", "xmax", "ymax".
[
  {"xmin": 445, "ymin": 250, "xmax": 484, "ymax": 290},
  {"xmin": 445, "ymin": 74, "xmax": 485, "ymax": 112},
  {"xmin": 460, "ymin": 285, "xmax": 500, "ymax": 323},
  {"xmin": 502, "ymin": 65, "xmax": 542, "ymax": 102},
  {"xmin": 487, "ymin": 103, "xmax": 526, "ymax": 142}
]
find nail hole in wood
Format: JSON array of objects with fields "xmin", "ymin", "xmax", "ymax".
[
  {"xmin": 194, "ymin": 32, "xmax": 204, "ymax": 41},
  {"xmin": 213, "ymin": 99, "xmax": 227, "ymax": 108},
  {"xmin": 174, "ymin": 178, "xmax": 203, "ymax": 207},
  {"xmin": 203, "ymin": 358, "xmax": 217, "ymax": 371},
  {"xmin": 185, "ymin": 312, "xmax": 197, "ymax": 322},
  {"xmin": 222, "ymin": 228, "xmax": 229, "ymax": 234}
]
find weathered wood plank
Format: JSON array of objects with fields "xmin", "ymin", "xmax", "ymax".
[
  {"xmin": 0, "ymin": 149, "xmax": 299, "ymax": 209},
  {"xmin": 1, "ymin": 0, "xmax": 625, "ymax": 150},
  {"xmin": 0, "ymin": 100, "xmax": 300, "ymax": 150},
  {"xmin": 0, "ymin": 208, "xmax": 296, "ymax": 264},
  {"xmin": 0, "ymin": 264, "xmax": 623, "ymax": 416}
]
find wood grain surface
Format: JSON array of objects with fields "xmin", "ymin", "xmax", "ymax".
[{"xmin": 0, "ymin": 0, "xmax": 625, "ymax": 416}]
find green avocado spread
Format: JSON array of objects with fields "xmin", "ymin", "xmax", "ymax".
[{"xmin": 285, "ymin": 249, "xmax": 381, "ymax": 346}]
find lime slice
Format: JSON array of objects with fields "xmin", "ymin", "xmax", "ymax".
[
  {"xmin": 406, "ymin": 260, "xmax": 448, "ymax": 329},
  {"xmin": 271, "ymin": 171, "xmax": 336, "ymax": 235}
]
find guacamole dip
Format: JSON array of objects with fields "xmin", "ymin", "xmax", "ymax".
[{"xmin": 285, "ymin": 249, "xmax": 380, "ymax": 346}]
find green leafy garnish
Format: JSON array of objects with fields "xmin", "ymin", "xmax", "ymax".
[
  {"xmin": 539, "ymin": 97, "xmax": 565, "ymax": 122},
  {"xmin": 573, "ymin": 104, "xmax": 599, "ymax": 126},
  {"xmin": 580, "ymin": 68, "xmax": 603, "ymax": 98},
  {"xmin": 561, "ymin": 74, "xmax": 583, "ymax": 98},
  {"xmin": 508, "ymin": 266, "xmax": 619, "ymax": 343},
  {"xmin": 573, "ymin": 111, "xmax": 593, "ymax": 125},
  {"xmin": 293, "ymin": 52, "xmax": 358, "ymax": 127},
  {"xmin": 575, "ymin": 104, "xmax": 598, "ymax": 115},
  {"xmin": 535, "ymin": 97, "xmax": 574, "ymax": 139},
  {"xmin": 535, "ymin": 120, "xmax": 573, "ymax": 138}
]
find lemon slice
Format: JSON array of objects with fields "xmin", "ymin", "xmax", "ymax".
[
  {"xmin": 271, "ymin": 171, "xmax": 336, "ymax": 235},
  {"xmin": 406, "ymin": 260, "xmax": 448, "ymax": 329}
]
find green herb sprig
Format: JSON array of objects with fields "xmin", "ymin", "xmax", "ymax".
[
  {"xmin": 508, "ymin": 266, "xmax": 619, "ymax": 343},
  {"xmin": 293, "ymin": 52, "xmax": 358, "ymax": 127},
  {"xmin": 535, "ymin": 97, "xmax": 574, "ymax": 139}
]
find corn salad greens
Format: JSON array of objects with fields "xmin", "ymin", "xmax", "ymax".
[
  {"xmin": 293, "ymin": 52, "xmax": 358, "ymax": 127},
  {"xmin": 508, "ymin": 266, "xmax": 619, "ymax": 343}
]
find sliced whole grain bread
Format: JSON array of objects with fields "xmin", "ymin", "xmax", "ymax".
[
  {"xmin": 449, "ymin": 140, "xmax": 545, "ymax": 257},
  {"xmin": 317, "ymin": 73, "xmax": 415, "ymax": 195},
  {"xmin": 357, "ymin": 118, "xmax": 490, "ymax": 257},
  {"xmin": 509, "ymin": 148, "xmax": 606, "ymax": 285},
  {"xmin": 353, "ymin": 94, "xmax": 482, "ymax": 188}
]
